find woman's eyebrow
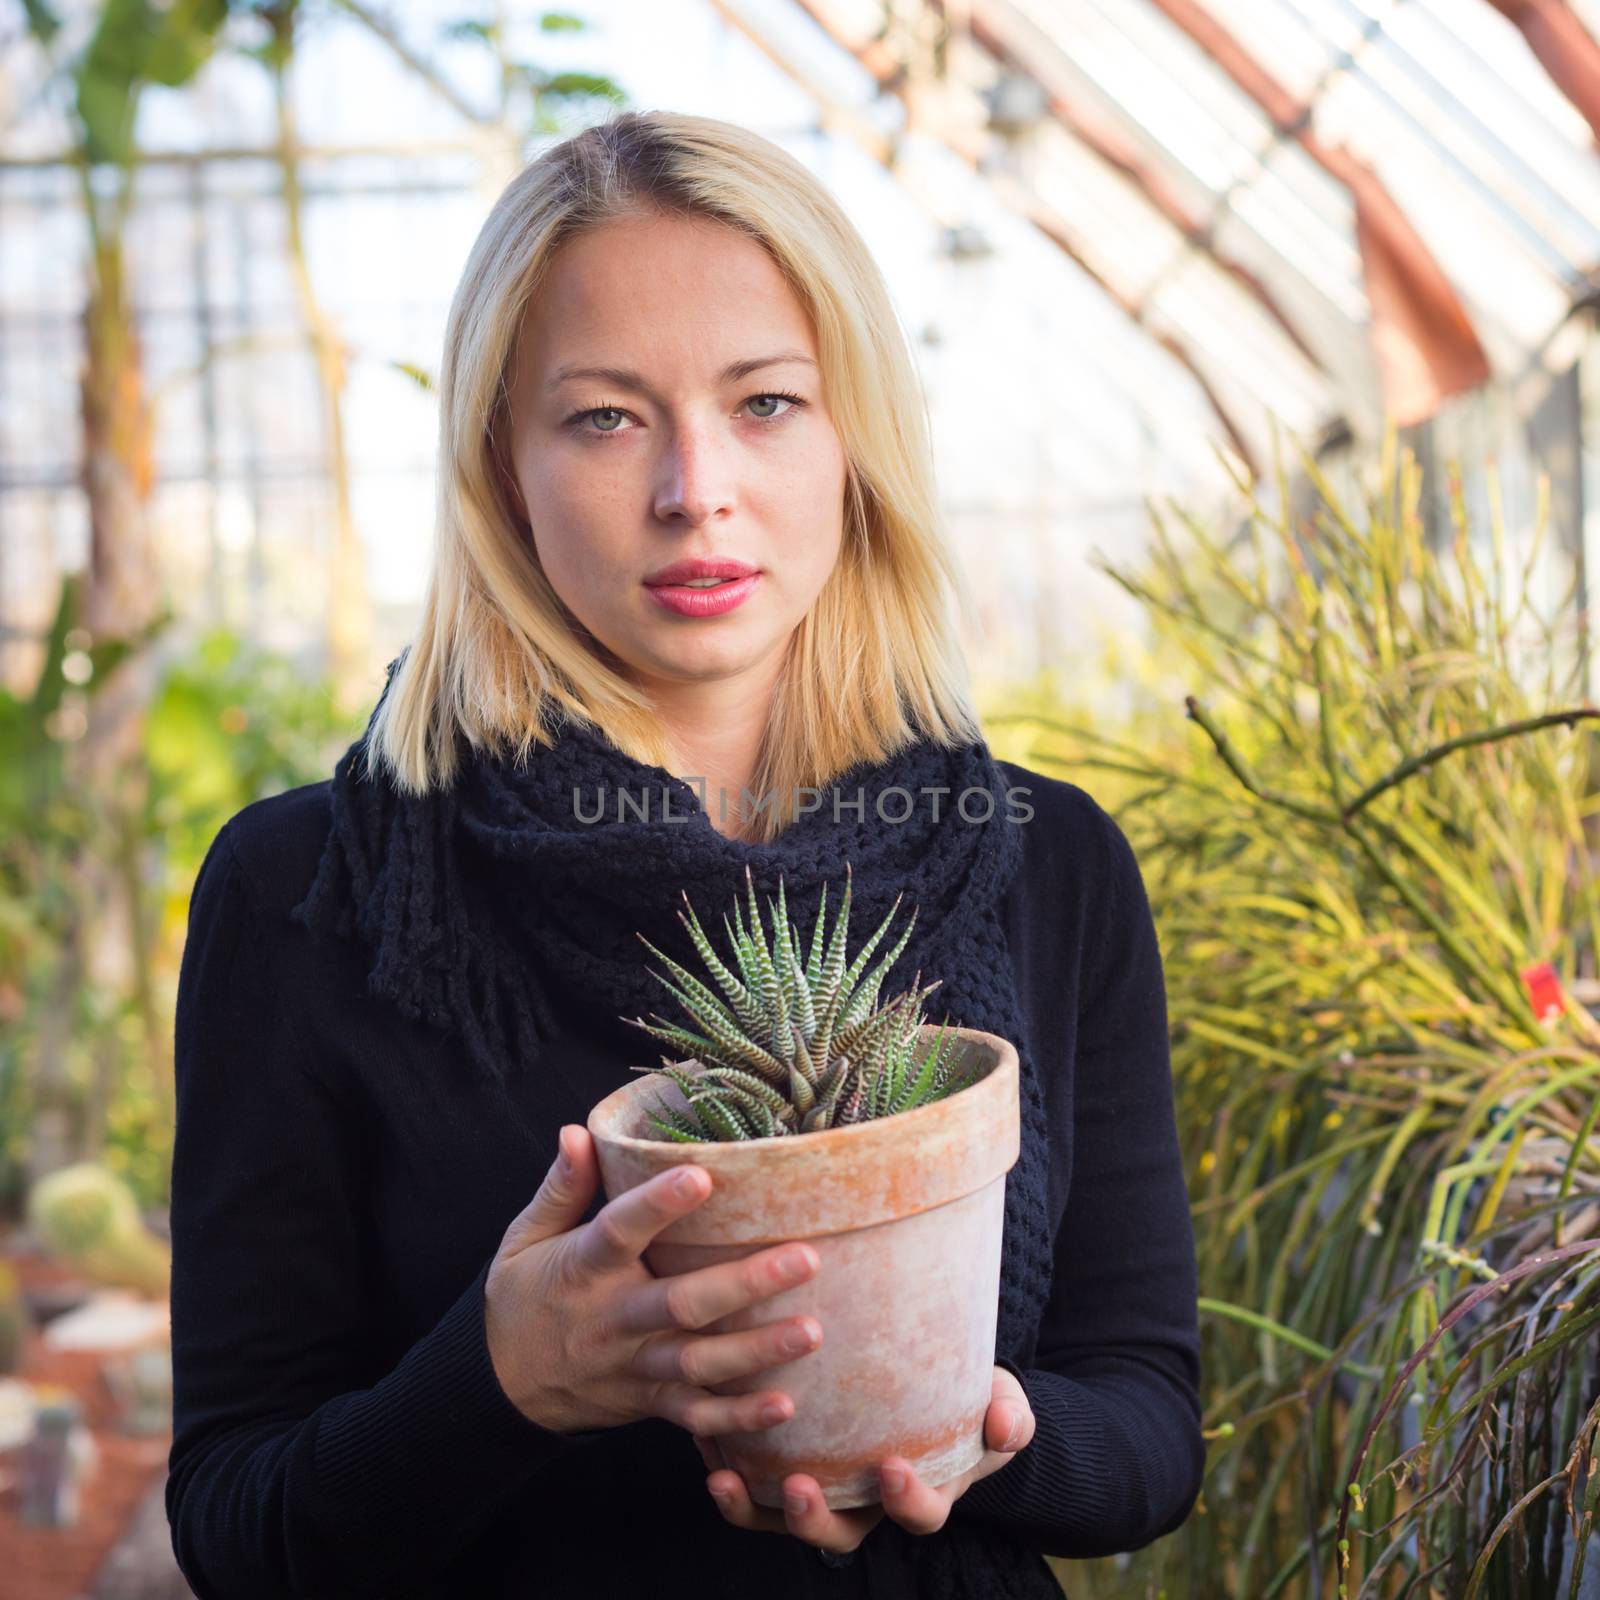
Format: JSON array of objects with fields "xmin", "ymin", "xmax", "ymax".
[{"xmin": 545, "ymin": 351, "xmax": 816, "ymax": 396}]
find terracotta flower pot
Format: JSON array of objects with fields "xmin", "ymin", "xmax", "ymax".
[{"xmin": 587, "ymin": 1023, "xmax": 1020, "ymax": 1509}]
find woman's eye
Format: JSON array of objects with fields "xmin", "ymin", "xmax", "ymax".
[
  {"xmin": 745, "ymin": 393, "xmax": 793, "ymax": 420},
  {"xmin": 745, "ymin": 391, "xmax": 807, "ymax": 421},
  {"xmin": 566, "ymin": 392, "xmax": 805, "ymax": 437}
]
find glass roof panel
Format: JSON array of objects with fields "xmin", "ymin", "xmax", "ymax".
[
  {"xmin": 1209, "ymin": 203, "xmax": 1383, "ymax": 427},
  {"xmin": 1026, "ymin": 125, "xmax": 1177, "ymax": 300},
  {"xmin": 1271, "ymin": 0, "xmax": 1390, "ymax": 57},
  {"xmin": 1376, "ymin": 7, "xmax": 1600, "ymax": 269},
  {"xmin": 1023, "ymin": 108, "xmax": 1342, "ymax": 427},
  {"xmin": 1315, "ymin": 72, "xmax": 1574, "ymax": 360},
  {"xmin": 1408, "ymin": 0, "xmax": 1599, "ymax": 148},
  {"xmin": 1173, "ymin": 0, "xmax": 1337, "ymax": 100},
  {"xmin": 1019, "ymin": 0, "xmax": 1370, "ymax": 319},
  {"xmin": 1154, "ymin": 250, "xmax": 1331, "ymax": 421},
  {"xmin": 1018, "ymin": 0, "xmax": 1276, "ymax": 192},
  {"xmin": 1144, "ymin": 296, "xmax": 1326, "ymax": 465},
  {"xmin": 1226, "ymin": 139, "xmax": 1366, "ymax": 321},
  {"xmin": 983, "ymin": 0, "xmax": 1600, "ymax": 440}
]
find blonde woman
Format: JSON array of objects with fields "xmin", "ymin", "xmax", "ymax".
[{"xmin": 165, "ymin": 110, "xmax": 1203, "ymax": 1599}]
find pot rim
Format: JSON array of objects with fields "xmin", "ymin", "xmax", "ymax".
[
  {"xmin": 587, "ymin": 1026, "xmax": 1021, "ymax": 1238},
  {"xmin": 591, "ymin": 1023, "xmax": 1016, "ymax": 1154}
]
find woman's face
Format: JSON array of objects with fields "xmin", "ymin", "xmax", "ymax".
[{"xmin": 502, "ymin": 211, "xmax": 849, "ymax": 695}]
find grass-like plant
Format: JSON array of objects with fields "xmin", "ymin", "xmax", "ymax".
[
  {"xmin": 622, "ymin": 861, "xmax": 979, "ymax": 1141},
  {"xmin": 989, "ymin": 426, "xmax": 1600, "ymax": 1599}
]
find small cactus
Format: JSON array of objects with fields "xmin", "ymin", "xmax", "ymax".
[{"xmin": 26, "ymin": 1163, "xmax": 170, "ymax": 1300}]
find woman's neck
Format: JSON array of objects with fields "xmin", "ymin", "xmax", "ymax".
[{"xmin": 639, "ymin": 656, "xmax": 786, "ymax": 839}]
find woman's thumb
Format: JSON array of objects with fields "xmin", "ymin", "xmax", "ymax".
[{"xmin": 505, "ymin": 1126, "xmax": 594, "ymax": 1250}]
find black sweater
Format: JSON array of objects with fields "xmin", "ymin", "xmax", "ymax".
[{"xmin": 163, "ymin": 761, "xmax": 1204, "ymax": 1599}]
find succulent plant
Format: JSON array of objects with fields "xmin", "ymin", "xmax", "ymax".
[
  {"xmin": 623, "ymin": 861, "xmax": 980, "ymax": 1142},
  {"xmin": 25, "ymin": 1163, "xmax": 171, "ymax": 1300}
]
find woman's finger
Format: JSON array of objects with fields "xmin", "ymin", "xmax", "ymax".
[
  {"xmin": 778, "ymin": 1474, "xmax": 885, "ymax": 1550},
  {"xmin": 706, "ymin": 1467, "xmax": 791, "ymax": 1535},
  {"xmin": 985, "ymin": 1394, "xmax": 1035, "ymax": 1455},
  {"xmin": 705, "ymin": 1467, "xmax": 883, "ymax": 1552},
  {"xmin": 877, "ymin": 1456, "xmax": 950, "ymax": 1534}
]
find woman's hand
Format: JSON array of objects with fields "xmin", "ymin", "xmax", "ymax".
[
  {"xmin": 484, "ymin": 1128, "xmax": 830, "ymax": 1438},
  {"xmin": 693, "ymin": 1365, "xmax": 1036, "ymax": 1554}
]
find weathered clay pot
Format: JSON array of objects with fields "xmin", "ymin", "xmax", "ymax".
[{"xmin": 587, "ymin": 1024, "xmax": 1020, "ymax": 1509}]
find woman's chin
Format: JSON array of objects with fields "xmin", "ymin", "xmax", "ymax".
[{"xmin": 632, "ymin": 631, "xmax": 778, "ymax": 684}]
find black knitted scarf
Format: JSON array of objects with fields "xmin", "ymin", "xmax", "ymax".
[{"xmin": 290, "ymin": 653, "xmax": 1061, "ymax": 1600}]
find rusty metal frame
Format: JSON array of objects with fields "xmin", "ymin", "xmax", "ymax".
[
  {"xmin": 1146, "ymin": 0, "xmax": 1490, "ymax": 427},
  {"xmin": 961, "ymin": 0, "xmax": 1327, "ymax": 375}
]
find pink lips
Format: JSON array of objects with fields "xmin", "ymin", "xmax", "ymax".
[{"xmin": 644, "ymin": 573, "xmax": 762, "ymax": 617}]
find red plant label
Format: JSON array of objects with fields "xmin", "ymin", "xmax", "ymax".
[{"xmin": 1519, "ymin": 960, "xmax": 1563, "ymax": 1022}]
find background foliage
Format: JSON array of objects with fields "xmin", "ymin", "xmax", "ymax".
[
  {"xmin": 0, "ymin": 606, "xmax": 360, "ymax": 1218},
  {"xmin": 987, "ymin": 433, "xmax": 1600, "ymax": 1598}
]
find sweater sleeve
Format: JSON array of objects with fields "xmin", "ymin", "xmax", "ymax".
[
  {"xmin": 950, "ymin": 798, "xmax": 1205, "ymax": 1559},
  {"xmin": 164, "ymin": 821, "xmax": 584, "ymax": 1600}
]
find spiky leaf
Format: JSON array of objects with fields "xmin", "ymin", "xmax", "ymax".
[{"xmin": 623, "ymin": 864, "xmax": 982, "ymax": 1143}]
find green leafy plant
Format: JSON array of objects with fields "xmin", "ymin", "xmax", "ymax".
[
  {"xmin": 623, "ymin": 862, "xmax": 980, "ymax": 1142},
  {"xmin": 990, "ymin": 427, "xmax": 1600, "ymax": 1599}
]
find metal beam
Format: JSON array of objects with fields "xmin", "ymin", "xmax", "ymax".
[
  {"xmin": 1145, "ymin": 0, "xmax": 1491, "ymax": 427},
  {"xmin": 963, "ymin": 0, "xmax": 1327, "ymax": 376}
]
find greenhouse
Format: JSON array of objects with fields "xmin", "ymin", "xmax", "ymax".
[{"xmin": 2, "ymin": 3, "xmax": 1600, "ymax": 1597}]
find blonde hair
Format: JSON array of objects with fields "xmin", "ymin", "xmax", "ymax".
[{"xmin": 368, "ymin": 107, "xmax": 982, "ymax": 844}]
